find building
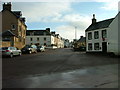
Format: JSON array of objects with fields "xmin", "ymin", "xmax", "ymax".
[
  {"xmin": 26, "ymin": 28, "xmax": 54, "ymax": 47},
  {"xmin": 1, "ymin": 2, "xmax": 27, "ymax": 49},
  {"xmin": 107, "ymin": 12, "xmax": 120, "ymax": 55},
  {"xmin": 26, "ymin": 28, "xmax": 64, "ymax": 48},
  {"xmin": 73, "ymin": 36, "xmax": 86, "ymax": 51},
  {"xmin": 85, "ymin": 13, "xmax": 120, "ymax": 55}
]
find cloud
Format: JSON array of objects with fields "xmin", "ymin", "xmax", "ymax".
[
  {"xmin": 93, "ymin": 0, "xmax": 119, "ymax": 11},
  {"xmin": 55, "ymin": 25, "xmax": 87, "ymax": 41},
  {"xmin": 12, "ymin": 2, "xmax": 72, "ymax": 22}
]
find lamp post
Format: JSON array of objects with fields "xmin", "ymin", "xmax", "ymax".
[{"xmin": 75, "ymin": 26, "xmax": 77, "ymax": 40}]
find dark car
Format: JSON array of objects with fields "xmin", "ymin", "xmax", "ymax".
[{"xmin": 21, "ymin": 45, "xmax": 37, "ymax": 54}]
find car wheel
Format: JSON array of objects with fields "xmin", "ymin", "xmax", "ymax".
[
  {"xmin": 29, "ymin": 51, "xmax": 32, "ymax": 54},
  {"xmin": 10, "ymin": 53, "xmax": 13, "ymax": 58},
  {"xmin": 19, "ymin": 52, "xmax": 22, "ymax": 56}
]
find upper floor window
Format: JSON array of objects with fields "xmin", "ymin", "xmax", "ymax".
[
  {"xmin": 30, "ymin": 38, "xmax": 33, "ymax": 41},
  {"xmin": 37, "ymin": 37, "xmax": 39, "ymax": 41},
  {"xmin": 102, "ymin": 30, "xmax": 107, "ymax": 38},
  {"xmin": 94, "ymin": 31, "xmax": 99, "ymax": 39},
  {"xmin": 94, "ymin": 43, "xmax": 99, "ymax": 50},
  {"xmin": 88, "ymin": 32, "xmax": 92, "ymax": 40},
  {"xmin": 44, "ymin": 37, "xmax": 46, "ymax": 41},
  {"xmin": 11, "ymin": 24, "xmax": 16, "ymax": 30},
  {"xmin": 88, "ymin": 43, "xmax": 92, "ymax": 50}
]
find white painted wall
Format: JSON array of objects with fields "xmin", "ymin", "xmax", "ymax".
[
  {"xmin": 26, "ymin": 35, "xmax": 54, "ymax": 46},
  {"xmin": 108, "ymin": 13, "xmax": 120, "ymax": 55},
  {"xmin": 86, "ymin": 28, "xmax": 108, "ymax": 52}
]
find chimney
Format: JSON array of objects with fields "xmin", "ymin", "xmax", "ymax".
[
  {"xmin": 92, "ymin": 14, "xmax": 96, "ymax": 24},
  {"xmin": 46, "ymin": 28, "xmax": 50, "ymax": 32},
  {"xmin": 3, "ymin": 2, "xmax": 12, "ymax": 11},
  {"xmin": 51, "ymin": 31, "xmax": 55, "ymax": 35},
  {"xmin": 80, "ymin": 36, "xmax": 83, "ymax": 39}
]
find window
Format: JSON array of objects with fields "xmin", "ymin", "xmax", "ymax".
[
  {"xmin": 94, "ymin": 43, "xmax": 99, "ymax": 50},
  {"xmin": 37, "ymin": 38, "xmax": 39, "ymax": 41},
  {"xmin": 30, "ymin": 38, "xmax": 33, "ymax": 41},
  {"xmin": 94, "ymin": 31, "xmax": 99, "ymax": 39},
  {"xmin": 44, "ymin": 43, "xmax": 46, "ymax": 46},
  {"xmin": 88, "ymin": 32, "xmax": 92, "ymax": 40},
  {"xmin": 88, "ymin": 43, "xmax": 92, "ymax": 50},
  {"xmin": 102, "ymin": 30, "xmax": 107, "ymax": 38},
  {"xmin": 11, "ymin": 24, "xmax": 16, "ymax": 30},
  {"xmin": 44, "ymin": 37, "xmax": 46, "ymax": 41}
]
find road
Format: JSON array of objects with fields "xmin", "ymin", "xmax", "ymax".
[{"xmin": 2, "ymin": 48, "xmax": 119, "ymax": 88}]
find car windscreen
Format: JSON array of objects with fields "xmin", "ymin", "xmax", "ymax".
[
  {"xmin": 1, "ymin": 47, "xmax": 8, "ymax": 50},
  {"xmin": 24, "ymin": 45, "xmax": 31, "ymax": 48}
]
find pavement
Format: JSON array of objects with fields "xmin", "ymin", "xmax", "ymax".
[
  {"xmin": 2, "ymin": 48, "xmax": 119, "ymax": 88},
  {"xmin": 3, "ymin": 64, "xmax": 118, "ymax": 88}
]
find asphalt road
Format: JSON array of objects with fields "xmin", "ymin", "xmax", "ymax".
[{"xmin": 2, "ymin": 48, "xmax": 119, "ymax": 88}]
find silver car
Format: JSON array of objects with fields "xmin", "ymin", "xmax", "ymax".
[{"xmin": 0, "ymin": 47, "xmax": 21, "ymax": 58}]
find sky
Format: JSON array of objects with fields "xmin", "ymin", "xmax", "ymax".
[{"xmin": 0, "ymin": 0, "xmax": 119, "ymax": 41}]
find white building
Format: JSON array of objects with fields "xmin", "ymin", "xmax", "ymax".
[
  {"xmin": 26, "ymin": 28, "xmax": 55, "ymax": 47},
  {"xmin": 26, "ymin": 28, "xmax": 64, "ymax": 49},
  {"xmin": 85, "ymin": 13, "xmax": 120, "ymax": 55},
  {"xmin": 107, "ymin": 12, "xmax": 120, "ymax": 55}
]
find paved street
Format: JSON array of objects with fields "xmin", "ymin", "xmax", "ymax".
[{"xmin": 2, "ymin": 48, "xmax": 119, "ymax": 88}]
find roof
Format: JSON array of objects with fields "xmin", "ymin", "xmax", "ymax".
[
  {"xmin": 2, "ymin": 30, "xmax": 15, "ymax": 36},
  {"xmin": 78, "ymin": 37, "xmax": 86, "ymax": 42},
  {"xmin": 26, "ymin": 30, "xmax": 51, "ymax": 36},
  {"xmin": 86, "ymin": 18, "xmax": 114, "ymax": 32}
]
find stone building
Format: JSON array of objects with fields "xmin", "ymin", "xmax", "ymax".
[{"xmin": 1, "ymin": 2, "xmax": 27, "ymax": 49}]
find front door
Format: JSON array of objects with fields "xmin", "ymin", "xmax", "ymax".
[{"xmin": 102, "ymin": 42, "xmax": 107, "ymax": 53}]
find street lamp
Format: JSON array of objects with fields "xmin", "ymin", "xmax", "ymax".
[{"xmin": 75, "ymin": 26, "xmax": 77, "ymax": 40}]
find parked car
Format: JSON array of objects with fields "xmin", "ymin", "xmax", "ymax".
[
  {"xmin": 37, "ymin": 46, "xmax": 45, "ymax": 52},
  {"xmin": 0, "ymin": 47, "xmax": 21, "ymax": 58},
  {"xmin": 21, "ymin": 45, "xmax": 37, "ymax": 54}
]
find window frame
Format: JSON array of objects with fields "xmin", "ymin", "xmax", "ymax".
[
  {"xmin": 94, "ymin": 43, "xmax": 99, "ymax": 50},
  {"xmin": 94, "ymin": 31, "xmax": 99, "ymax": 39},
  {"xmin": 88, "ymin": 43, "xmax": 92, "ymax": 50},
  {"xmin": 88, "ymin": 32, "xmax": 92, "ymax": 40}
]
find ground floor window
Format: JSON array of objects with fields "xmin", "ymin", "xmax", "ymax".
[
  {"xmin": 88, "ymin": 43, "xmax": 92, "ymax": 50},
  {"xmin": 94, "ymin": 43, "xmax": 99, "ymax": 50}
]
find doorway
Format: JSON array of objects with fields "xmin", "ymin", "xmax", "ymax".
[{"xmin": 102, "ymin": 42, "xmax": 107, "ymax": 53}]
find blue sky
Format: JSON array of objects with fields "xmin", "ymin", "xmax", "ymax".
[{"xmin": 0, "ymin": 0, "xmax": 119, "ymax": 41}]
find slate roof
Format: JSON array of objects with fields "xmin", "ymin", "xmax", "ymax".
[
  {"xmin": 26, "ymin": 30, "xmax": 51, "ymax": 36},
  {"xmin": 78, "ymin": 37, "xmax": 86, "ymax": 42},
  {"xmin": 86, "ymin": 18, "xmax": 114, "ymax": 32}
]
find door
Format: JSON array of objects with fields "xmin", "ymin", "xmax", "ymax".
[{"xmin": 102, "ymin": 42, "xmax": 107, "ymax": 53}]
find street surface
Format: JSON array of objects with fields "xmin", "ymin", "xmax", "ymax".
[{"xmin": 2, "ymin": 48, "xmax": 119, "ymax": 88}]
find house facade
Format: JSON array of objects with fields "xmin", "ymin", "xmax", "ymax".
[
  {"xmin": 107, "ymin": 12, "xmax": 120, "ymax": 55},
  {"xmin": 26, "ymin": 28, "xmax": 64, "ymax": 48},
  {"xmin": 26, "ymin": 28, "xmax": 54, "ymax": 47},
  {"xmin": 1, "ymin": 3, "xmax": 27, "ymax": 49},
  {"xmin": 85, "ymin": 14, "xmax": 114, "ymax": 53},
  {"xmin": 85, "ymin": 13, "xmax": 120, "ymax": 55}
]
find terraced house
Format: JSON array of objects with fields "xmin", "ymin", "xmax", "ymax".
[
  {"xmin": 26, "ymin": 28, "xmax": 64, "ymax": 48},
  {"xmin": 86, "ymin": 13, "xmax": 120, "ymax": 55},
  {"xmin": 1, "ymin": 2, "xmax": 27, "ymax": 49}
]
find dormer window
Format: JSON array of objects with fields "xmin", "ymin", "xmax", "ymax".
[{"xmin": 11, "ymin": 24, "xmax": 16, "ymax": 30}]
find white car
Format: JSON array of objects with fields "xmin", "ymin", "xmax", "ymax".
[{"xmin": 0, "ymin": 47, "xmax": 21, "ymax": 58}]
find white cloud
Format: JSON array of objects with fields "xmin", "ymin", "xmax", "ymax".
[
  {"xmin": 55, "ymin": 25, "xmax": 87, "ymax": 41},
  {"xmin": 12, "ymin": 2, "xmax": 72, "ymax": 22},
  {"xmin": 93, "ymin": 0, "xmax": 119, "ymax": 11}
]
